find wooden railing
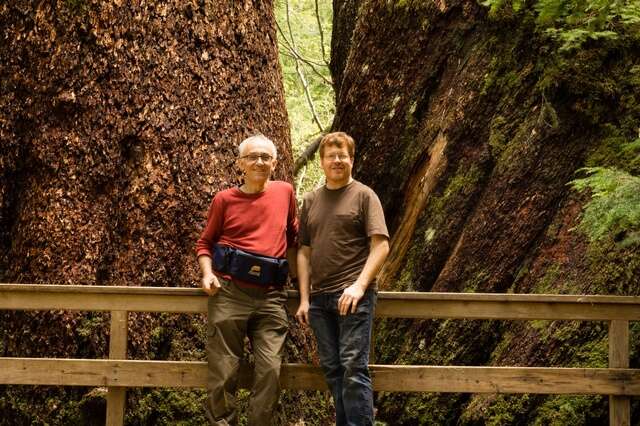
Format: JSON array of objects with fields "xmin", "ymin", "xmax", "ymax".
[{"xmin": 1, "ymin": 284, "xmax": 639, "ymax": 425}]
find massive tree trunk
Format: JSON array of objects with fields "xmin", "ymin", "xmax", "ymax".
[
  {"xmin": 0, "ymin": 1, "xmax": 326, "ymax": 424},
  {"xmin": 331, "ymin": 1, "xmax": 640, "ymax": 424}
]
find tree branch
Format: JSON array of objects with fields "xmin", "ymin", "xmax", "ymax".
[
  {"xmin": 294, "ymin": 132, "xmax": 326, "ymax": 176},
  {"xmin": 314, "ymin": 0, "xmax": 329, "ymax": 66},
  {"xmin": 283, "ymin": 0, "xmax": 324, "ymax": 133},
  {"xmin": 278, "ymin": 45, "xmax": 333, "ymax": 86}
]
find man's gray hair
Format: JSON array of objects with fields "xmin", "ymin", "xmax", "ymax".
[{"xmin": 238, "ymin": 134, "xmax": 278, "ymax": 159}]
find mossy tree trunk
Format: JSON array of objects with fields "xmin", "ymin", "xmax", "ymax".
[
  {"xmin": 331, "ymin": 1, "xmax": 640, "ymax": 424},
  {"xmin": 0, "ymin": 1, "xmax": 327, "ymax": 424}
]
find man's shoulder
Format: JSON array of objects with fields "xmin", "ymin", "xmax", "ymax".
[
  {"xmin": 269, "ymin": 180, "xmax": 294, "ymax": 192},
  {"xmin": 351, "ymin": 180, "xmax": 378, "ymax": 198},
  {"xmin": 212, "ymin": 186, "xmax": 237, "ymax": 200},
  {"xmin": 302, "ymin": 185, "xmax": 324, "ymax": 203}
]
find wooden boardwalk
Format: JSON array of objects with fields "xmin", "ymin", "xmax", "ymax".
[{"xmin": 1, "ymin": 284, "xmax": 638, "ymax": 425}]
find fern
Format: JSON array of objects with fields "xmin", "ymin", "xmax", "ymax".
[
  {"xmin": 621, "ymin": 3, "xmax": 640, "ymax": 24},
  {"xmin": 571, "ymin": 167, "xmax": 640, "ymax": 247},
  {"xmin": 622, "ymin": 138, "xmax": 640, "ymax": 155},
  {"xmin": 481, "ymin": 0, "xmax": 640, "ymax": 50}
]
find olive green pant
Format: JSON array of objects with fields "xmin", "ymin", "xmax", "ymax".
[{"xmin": 205, "ymin": 279, "xmax": 288, "ymax": 426}]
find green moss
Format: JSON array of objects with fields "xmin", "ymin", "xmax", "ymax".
[
  {"xmin": 512, "ymin": 261, "xmax": 530, "ymax": 287},
  {"xmin": 480, "ymin": 394, "xmax": 532, "ymax": 425},
  {"xmin": 488, "ymin": 115, "xmax": 508, "ymax": 158},
  {"xmin": 489, "ymin": 329, "xmax": 514, "ymax": 362},
  {"xmin": 385, "ymin": 162, "xmax": 485, "ymax": 294},
  {"xmin": 481, "ymin": 57, "xmax": 501, "ymax": 96},
  {"xmin": 373, "ymin": 318, "xmax": 413, "ymax": 363},
  {"xmin": 529, "ymin": 319, "xmax": 552, "ymax": 331},
  {"xmin": 533, "ymin": 395, "xmax": 606, "ymax": 425},
  {"xmin": 480, "ymin": 49, "xmax": 527, "ymax": 98},
  {"xmin": 126, "ymin": 389, "xmax": 208, "ymax": 426},
  {"xmin": 430, "ymin": 164, "xmax": 484, "ymax": 216},
  {"xmin": 394, "ymin": 98, "xmax": 427, "ymax": 177},
  {"xmin": 391, "ymin": 0, "xmax": 433, "ymax": 12},
  {"xmin": 463, "ymin": 270, "xmax": 490, "ymax": 292},
  {"xmin": 0, "ymin": 388, "xmax": 86, "ymax": 425},
  {"xmin": 533, "ymin": 263, "xmax": 562, "ymax": 294},
  {"xmin": 571, "ymin": 336, "xmax": 608, "ymax": 368},
  {"xmin": 584, "ymin": 125, "xmax": 640, "ymax": 170},
  {"xmin": 584, "ymin": 240, "xmax": 640, "ymax": 295},
  {"xmin": 394, "ymin": 259, "xmax": 416, "ymax": 291},
  {"xmin": 76, "ymin": 314, "xmax": 105, "ymax": 339}
]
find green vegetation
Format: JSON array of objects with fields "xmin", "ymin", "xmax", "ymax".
[
  {"xmin": 478, "ymin": 0, "xmax": 640, "ymax": 249},
  {"xmin": 533, "ymin": 394, "xmax": 607, "ymax": 425},
  {"xmin": 481, "ymin": 0, "xmax": 640, "ymax": 51},
  {"xmin": 127, "ymin": 389, "xmax": 208, "ymax": 425},
  {"xmin": 571, "ymin": 166, "xmax": 640, "ymax": 247},
  {"xmin": 275, "ymin": 0, "xmax": 335, "ymax": 196}
]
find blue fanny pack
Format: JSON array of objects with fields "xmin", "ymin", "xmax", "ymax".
[{"xmin": 212, "ymin": 244, "xmax": 289, "ymax": 287}]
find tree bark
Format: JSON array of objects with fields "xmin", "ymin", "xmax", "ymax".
[
  {"xmin": 332, "ymin": 1, "xmax": 640, "ymax": 424},
  {"xmin": 330, "ymin": 0, "xmax": 363, "ymax": 96},
  {"xmin": 0, "ymin": 0, "xmax": 311, "ymax": 423}
]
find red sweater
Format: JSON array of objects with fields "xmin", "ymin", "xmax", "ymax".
[{"xmin": 196, "ymin": 180, "xmax": 298, "ymax": 266}]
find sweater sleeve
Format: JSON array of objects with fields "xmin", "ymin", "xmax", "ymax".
[{"xmin": 195, "ymin": 194, "xmax": 224, "ymax": 258}]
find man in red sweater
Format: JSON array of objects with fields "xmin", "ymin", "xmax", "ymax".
[{"xmin": 196, "ymin": 134, "xmax": 298, "ymax": 426}]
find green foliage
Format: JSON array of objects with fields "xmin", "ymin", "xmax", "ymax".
[
  {"xmin": 480, "ymin": 0, "xmax": 640, "ymax": 50},
  {"xmin": 126, "ymin": 389, "xmax": 208, "ymax": 426},
  {"xmin": 532, "ymin": 394, "xmax": 606, "ymax": 425},
  {"xmin": 624, "ymin": 137, "xmax": 640, "ymax": 152},
  {"xmin": 275, "ymin": 0, "xmax": 335, "ymax": 196},
  {"xmin": 571, "ymin": 166, "xmax": 640, "ymax": 247}
]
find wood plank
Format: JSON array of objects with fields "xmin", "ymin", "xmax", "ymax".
[
  {"xmin": 0, "ymin": 284, "xmax": 203, "ymax": 296},
  {"xmin": 1, "ymin": 358, "xmax": 639, "ymax": 395},
  {"xmin": 374, "ymin": 299, "xmax": 640, "ymax": 320},
  {"xmin": 106, "ymin": 311, "xmax": 128, "ymax": 426},
  {"xmin": 609, "ymin": 320, "xmax": 630, "ymax": 426},
  {"xmin": 0, "ymin": 292, "xmax": 207, "ymax": 313},
  {"xmin": 109, "ymin": 311, "xmax": 128, "ymax": 359},
  {"xmin": 3, "ymin": 284, "xmax": 640, "ymax": 304},
  {"xmin": 376, "ymin": 292, "xmax": 640, "ymax": 304},
  {"xmin": 2, "ymin": 286, "xmax": 640, "ymax": 320}
]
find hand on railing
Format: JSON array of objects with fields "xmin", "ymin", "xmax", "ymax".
[{"xmin": 201, "ymin": 273, "xmax": 221, "ymax": 296}]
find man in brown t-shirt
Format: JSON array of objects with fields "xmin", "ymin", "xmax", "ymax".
[{"xmin": 296, "ymin": 132, "xmax": 389, "ymax": 425}]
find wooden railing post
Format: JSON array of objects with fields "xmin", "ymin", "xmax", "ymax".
[
  {"xmin": 609, "ymin": 320, "xmax": 630, "ymax": 426},
  {"xmin": 106, "ymin": 310, "xmax": 128, "ymax": 426}
]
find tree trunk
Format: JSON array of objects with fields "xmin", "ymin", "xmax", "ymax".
[
  {"xmin": 0, "ymin": 1, "xmax": 321, "ymax": 423},
  {"xmin": 331, "ymin": 1, "xmax": 640, "ymax": 424}
]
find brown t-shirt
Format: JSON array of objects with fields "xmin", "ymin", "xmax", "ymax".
[{"xmin": 299, "ymin": 180, "xmax": 389, "ymax": 295}]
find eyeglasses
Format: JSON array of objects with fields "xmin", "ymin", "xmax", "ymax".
[
  {"xmin": 323, "ymin": 153, "xmax": 350, "ymax": 161},
  {"xmin": 240, "ymin": 153, "xmax": 273, "ymax": 163}
]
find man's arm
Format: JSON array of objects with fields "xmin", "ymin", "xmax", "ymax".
[
  {"xmin": 287, "ymin": 247, "xmax": 298, "ymax": 280},
  {"xmin": 198, "ymin": 255, "xmax": 221, "ymax": 296},
  {"xmin": 338, "ymin": 234, "xmax": 390, "ymax": 315},
  {"xmin": 196, "ymin": 194, "xmax": 225, "ymax": 296},
  {"xmin": 295, "ymin": 245, "xmax": 312, "ymax": 325}
]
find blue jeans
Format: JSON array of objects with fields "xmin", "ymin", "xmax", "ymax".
[{"xmin": 309, "ymin": 289, "xmax": 376, "ymax": 426}]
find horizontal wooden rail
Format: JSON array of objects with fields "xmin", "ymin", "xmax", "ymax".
[
  {"xmin": 2, "ymin": 358, "xmax": 639, "ymax": 395},
  {"xmin": 2, "ymin": 284, "xmax": 640, "ymax": 320},
  {"xmin": 2, "ymin": 284, "xmax": 638, "ymax": 425}
]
